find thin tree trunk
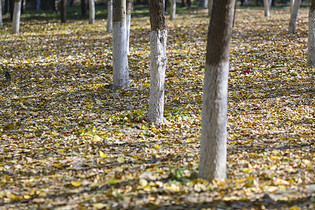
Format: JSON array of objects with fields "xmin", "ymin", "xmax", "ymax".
[
  {"xmin": 107, "ymin": 0, "xmax": 113, "ymax": 32},
  {"xmin": 308, "ymin": 0, "xmax": 315, "ymax": 66},
  {"xmin": 263, "ymin": 0, "xmax": 270, "ymax": 17},
  {"xmin": 199, "ymin": 0, "xmax": 235, "ymax": 182},
  {"xmin": 36, "ymin": 0, "xmax": 40, "ymax": 12},
  {"xmin": 126, "ymin": 0, "xmax": 133, "ymax": 55},
  {"xmin": 148, "ymin": 0, "xmax": 167, "ymax": 123},
  {"xmin": 208, "ymin": 0, "xmax": 213, "ymax": 16},
  {"xmin": 113, "ymin": 0, "xmax": 129, "ymax": 89},
  {"xmin": 12, "ymin": 0, "xmax": 21, "ymax": 34},
  {"xmin": 89, "ymin": 0, "xmax": 95, "ymax": 24},
  {"xmin": 288, "ymin": 0, "xmax": 301, "ymax": 34},
  {"xmin": 0, "ymin": 0, "xmax": 3, "ymax": 27},
  {"xmin": 54, "ymin": 0, "xmax": 58, "ymax": 12},
  {"xmin": 81, "ymin": 0, "xmax": 88, "ymax": 17},
  {"xmin": 199, "ymin": 0, "xmax": 207, "ymax": 8},
  {"xmin": 60, "ymin": 0, "xmax": 67, "ymax": 23},
  {"xmin": 170, "ymin": 0, "xmax": 176, "ymax": 20}
]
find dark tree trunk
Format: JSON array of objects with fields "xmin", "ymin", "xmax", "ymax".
[
  {"xmin": 81, "ymin": 0, "xmax": 88, "ymax": 17},
  {"xmin": 60, "ymin": 0, "xmax": 66, "ymax": 23}
]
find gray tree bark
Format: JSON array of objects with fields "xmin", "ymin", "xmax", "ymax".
[
  {"xmin": 199, "ymin": 0, "xmax": 208, "ymax": 8},
  {"xmin": 12, "ymin": 0, "xmax": 21, "ymax": 34},
  {"xmin": 170, "ymin": 0, "xmax": 176, "ymax": 20},
  {"xmin": 126, "ymin": 0, "xmax": 133, "ymax": 55},
  {"xmin": 0, "ymin": 0, "xmax": 3, "ymax": 27},
  {"xmin": 107, "ymin": 0, "xmax": 113, "ymax": 32},
  {"xmin": 263, "ymin": 0, "xmax": 271, "ymax": 17},
  {"xmin": 208, "ymin": 0, "xmax": 213, "ymax": 17},
  {"xmin": 36, "ymin": 0, "xmax": 40, "ymax": 12},
  {"xmin": 148, "ymin": 0, "xmax": 167, "ymax": 123},
  {"xmin": 199, "ymin": 0, "xmax": 235, "ymax": 181},
  {"xmin": 89, "ymin": 0, "xmax": 95, "ymax": 24},
  {"xmin": 61, "ymin": 0, "xmax": 67, "ymax": 23},
  {"xmin": 308, "ymin": 0, "xmax": 315, "ymax": 66},
  {"xmin": 288, "ymin": 0, "xmax": 301, "ymax": 34}
]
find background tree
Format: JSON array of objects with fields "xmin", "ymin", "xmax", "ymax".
[
  {"xmin": 36, "ymin": 0, "xmax": 40, "ymax": 12},
  {"xmin": 263, "ymin": 0, "xmax": 271, "ymax": 17},
  {"xmin": 126, "ymin": 0, "xmax": 133, "ymax": 55},
  {"xmin": 113, "ymin": 0, "xmax": 129, "ymax": 89},
  {"xmin": 89, "ymin": 0, "xmax": 95, "ymax": 24},
  {"xmin": 199, "ymin": 0, "xmax": 207, "ymax": 8},
  {"xmin": 12, "ymin": 0, "xmax": 21, "ymax": 34},
  {"xmin": 61, "ymin": 0, "xmax": 66, "ymax": 23},
  {"xmin": 308, "ymin": 0, "xmax": 315, "ymax": 66},
  {"xmin": 208, "ymin": 0, "xmax": 213, "ymax": 16},
  {"xmin": 198, "ymin": 0, "xmax": 235, "ymax": 181},
  {"xmin": 0, "ymin": 0, "xmax": 3, "ymax": 28},
  {"xmin": 81, "ymin": 0, "xmax": 88, "ymax": 17},
  {"xmin": 107, "ymin": 0, "xmax": 113, "ymax": 32},
  {"xmin": 288, "ymin": 0, "xmax": 301, "ymax": 34},
  {"xmin": 148, "ymin": 0, "xmax": 167, "ymax": 123},
  {"xmin": 170, "ymin": 0, "xmax": 176, "ymax": 20}
]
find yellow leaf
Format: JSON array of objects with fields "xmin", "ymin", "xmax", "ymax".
[
  {"xmin": 93, "ymin": 203, "xmax": 107, "ymax": 209},
  {"xmin": 93, "ymin": 135, "xmax": 101, "ymax": 142},
  {"xmin": 71, "ymin": 180, "xmax": 81, "ymax": 187},
  {"xmin": 99, "ymin": 151, "xmax": 106, "ymax": 158},
  {"xmin": 289, "ymin": 206, "xmax": 299, "ymax": 210},
  {"xmin": 117, "ymin": 156, "xmax": 125, "ymax": 163},
  {"xmin": 154, "ymin": 144, "xmax": 161, "ymax": 149},
  {"xmin": 139, "ymin": 179, "xmax": 148, "ymax": 187},
  {"xmin": 243, "ymin": 168, "xmax": 251, "ymax": 173}
]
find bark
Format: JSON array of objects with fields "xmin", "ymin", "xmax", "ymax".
[
  {"xmin": 148, "ymin": 0, "xmax": 167, "ymax": 123},
  {"xmin": 263, "ymin": 0, "xmax": 270, "ymax": 17},
  {"xmin": 36, "ymin": 0, "xmax": 40, "ymax": 12},
  {"xmin": 89, "ymin": 0, "xmax": 95, "ymax": 24},
  {"xmin": 170, "ymin": 0, "xmax": 176, "ymax": 20},
  {"xmin": 208, "ymin": 0, "xmax": 213, "ymax": 17},
  {"xmin": 290, "ymin": 0, "xmax": 294, "ymax": 13},
  {"xmin": 113, "ymin": 0, "xmax": 129, "ymax": 89},
  {"xmin": 198, "ymin": 0, "xmax": 235, "ymax": 182},
  {"xmin": 81, "ymin": 0, "xmax": 88, "ymax": 17},
  {"xmin": 126, "ymin": 0, "xmax": 133, "ymax": 55},
  {"xmin": 288, "ymin": 0, "xmax": 301, "ymax": 34},
  {"xmin": 0, "ymin": 0, "xmax": 3, "ymax": 27},
  {"xmin": 12, "ymin": 0, "xmax": 21, "ymax": 34},
  {"xmin": 60, "ymin": 0, "xmax": 67, "ymax": 23},
  {"xmin": 107, "ymin": 0, "xmax": 113, "ymax": 32},
  {"xmin": 308, "ymin": 0, "xmax": 315, "ymax": 66},
  {"xmin": 199, "ymin": 0, "xmax": 207, "ymax": 8}
]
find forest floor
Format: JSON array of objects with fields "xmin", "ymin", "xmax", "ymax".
[{"xmin": 0, "ymin": 7, "xmax": 314, "ymax": 209}]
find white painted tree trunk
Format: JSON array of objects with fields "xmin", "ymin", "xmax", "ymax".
[
  {"xmin": 148, "ymin": 30, "xmax": 167, "ymax": 123},
  {"xmin": 263, "ymin": 0, "xmax": 270, "ymax": 17},
  {"xmin": 308, "ymin": 2, "xmax": 315, "ymax": 66},
  {"xmin": 36, "ymin": 0, "xmax": 41, "ymax": 12},
  {"xmin": 107, "ymin": 0, "xmax": 113, "ymax": 32},
  {"xmin": 170, "ymin": 0, "xmax": 176, "ymax": 20},
  {"xmin": 288, "ymin": 0, "xmax": 301, "ymax": 34},
  {"xmin": 199, "ymin": 62, "xmax": 229, "ymax": 181},
  {"xmin": 126, "ymin": 14, "xmax": 131, "ymax": 55},
  {"xmin": 89, "ymin": 0, "xmax": 95, "ymax": 24},
  {"xmin": 12, "ymin": 0, "xmax": 21, "ymax": 34},
  {"xmin": 0, "ymin": 0, "xmax": 3, "ymax": 28},
  {"xmin": 208, "ymin": 0, "xmax": 213, "ymax": 17}
]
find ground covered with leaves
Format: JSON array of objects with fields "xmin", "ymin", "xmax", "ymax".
[{"xmin": 0, "ymin": 7, "xmax": 314, "ymax": 209}]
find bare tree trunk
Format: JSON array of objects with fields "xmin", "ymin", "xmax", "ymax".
[
  {"xmin": 12, "ymin": 0, "xmax": 21, "ymax": 34},
  {"xmin": 308, "ymin": 0, "xmax": 315, "ymax": 66},
  {"xmin": 290, "ymin": 0, "xmax": 295, "ymax": 13},
  {"xmin": 54, "ymin": 0, "xmax": 58, "ymax": 12},
  {"xmin": 81, "ymin": 0, "xmax": 88, "ymax": 17},
  {"xmin": 113, "ymin": 0, "xmax": 129, "ymax": 89},
  {"xmin": 263, "ymin": 0, "xmax": 271, "ymax": 17},
  {"xmin": 199, "ymin": 0, "xmax": 235, "ymax": 182},
  {"xmin": 148, "ymin": 0, "xmax": 167, "ymax": 123},
  {"xmin": 89, "ymin": 0, "xmax": 95, "ymax": 24},
  {"xmin": 288, "ymin": 0, "xmax": 301, "ymax": 34},
  {"xmin": 36, "ymin": 0, "xmax": 40, "ymax": 12},
  {"xmin": 0, "ymin": 0, "xmax": 3, "ymax": 27},
  {"xmin": 126, "ymin": 0, "xmax": 133, "ymax": 55},
  {"xmin": 107, "ymin": 0, "xmax": 113, "ymax": 32},
  {"xmin": 208, "ymin": 0, "xmax": 213, "ymax": 16},
  {"xmin": 170, "ymin": 0, "xmax": 176, "ymax": 20},
  {"xmin": 60, "ymin": 0, "xmax": 66, "ymax": 23},
  {"xmin": 199, "ymin": 0, "xmax": 207, "ymax": 8}
]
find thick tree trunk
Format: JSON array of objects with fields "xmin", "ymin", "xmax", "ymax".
[
  {"xmin": 113, "ymin": 0, "xmax": 129, "ymax": 89},
  {"xmin": 288, "ymin": 0, "xmax": 301, "ymax": 34},
  {"xmin": 308, "ymin": 0, "xmax": 315, "ymax": 66},
  {"xmin": 148, "ymin": 0, "xmax": 167, "ymax": 123},
  {"xmin": 89, "ymin": 0, "xmax": 95, "ymax": 24},
  {"xmin": 199, "ymin": 0, "xmax": 207, "ymax": 8},
  {"xmin": 12, "ymin": 0, "xmax": 21, "ymax": 34},
  {"xmin": 107, "ymin": 0, "xmax": 113, "ymax": 32},
  {"xmin": 126, "ymin": 0, "xmax": 133, "ymax": 55},
  {"xmin": 208, "ymin": 0, "xmax": 213, "ymax": 17},
  {"xmin": 170, "ymin": 0, "xmax": 176, "ymax": 20},
  {"xmin": 290, "ymin": 0, "xmax": 295, "ymax": 13},
  {"xmin": 61, "ymin": 0, "xmax": 67, "ymax": 23},
  {"xmin": 199, "ymin": 0, "xmax": 235, "ymax": 182},
  {"xmin": 0, "ymin": 0, "xmax": 3, "ymax": 27}
]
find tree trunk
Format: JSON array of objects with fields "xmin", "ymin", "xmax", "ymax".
[
  {"xmin": 81, "ymin": 0, "xmax": 87, "ymax": 17},
  {"xmin": 36, "ymin": 0, "xmax": 40, "ymax": 12},
  {"xmin": 12, "ymin": 0, "xmax": 21, "ymax": 34},
  {"xmin": 199, "ymin": 0, "xmax": 207, "ymax": 8},
  {"xmin": 208, "ymin": 0, "xmax": 213, "ymax": 16},
  {"xmin": 290, "ymin": 0, "xmax": 294, "ymax": 13},
  {"xmin": 148, "ymin": 0, "xmax": 167, "ymax": 123},
  {"xmin": 9, "ymin": 0, "xmax": 14, "ymax": 20},
  {"xmin": 126, "ymin": 0, "xmax": 133, "ymax": 55},
  {"xmin": 263, "ymin": 0, "xmax": 270, "ymax": 17},
  {"xmin": 113, "ymin": 0, "xmax": 129, "ymax": 89},
  {"xmin": 198, "ymin": 0, "xmax": 235, "ymax": 182},
  {"xmin": 107, "ymin": 0, "xmax": 113, "ymax": 32},
  {"xmin": 170, "ymin": 0, "xmax": 176, "ymax": 20},
  {"xmin": 288, "ymin": 0, "xmax": 301, "ymax": 34},
  {"xmin": 308, "ymin": 0, "xmax": 315, "ymax": 66},
  {"xmin": 60, "ymin": 0, "xmax": 67, "ymax": 23},
  {"xmin": 0, "ymin": 0, "xmax": 3, "ymax": 28},
  {"xmin": 89, "ymin": 0, "xmax": 95, "ymax": 24}
]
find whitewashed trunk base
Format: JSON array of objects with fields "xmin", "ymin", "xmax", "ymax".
[
  {"xmin": 308, "ymin": 8, "xmax": 315, "ymax": 66},
  {"xmin": 113, "ymin": 21, "xmax": 129, "ymax": 89},
  {"xmin": 199, "ymin": 62, "xmax": 229, "ymax": 181},
  {"xmin": 148, "ymin": 30, "xmax": 167, "ymax": 123}
]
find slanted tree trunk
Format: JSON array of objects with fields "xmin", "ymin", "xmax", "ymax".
[
  {"xmin": 89, "ymin": 0, "xmax": 95, "ymax": 24},
  {"xmin": 12, "ymin": 0, "xmax": 21, "ymax": 34},
  {"xmin": 208, "ymin": 0, "xmax": 213, "ymax": 16},
  {"xmin": 148, "ymin": 0, "xmax": 167, "ymax": 123},
  {"xmin": 61, "ymin": 0, "xmax": 66, "ymax": 23},
  {"xmin": 199, "ymin": 0, "xmax": 235, "ymax": 182},
  {"xmin": 288, "ymin": 0, "xmax": 301, "ymax": 34},
  {"xmin": 36, "ymin": 0, "xmax": 41, "ymax": 12},
  {"xmin": 308, "ymin": 0, "xmax": 315, "ymax": 66},
  {"xmin": 290, "ymin": 0, "xmax": 295, "ymax": 13},
  {"xmin": 113, "ymin": 0, "xmax": 129, "ymax": 89},
  {"xmin": 170, "ymin": 0, "xmax": 176, "ymax": 20},
  {"xmin": 126, "ymin": 0, "xmax": 133, "ymax": 55},
  {"xmin": 107, "ymin": 0, "xmax": 113, "ymax": 32},
  {"xmin": 0, "ymin": 0, "xmax": 3, "ymax": 28},
  {"xmin": 199, "ymin": 0, "xmax": 207, "ymax": 8},
  {"xmin": 263, "ymin": 0, "xmax": 271, "ymax": 17}
]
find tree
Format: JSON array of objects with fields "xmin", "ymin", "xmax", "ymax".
[
  {"xmin": 107, "ymin": 0, "xmax": 113, "ymax": 32},
  {"xmin": 60, "ymin": 0, "xmax": 67, "ymax": 23},
  {"xmin": 308, "ymin": 0, "xmax": 315, "ymax": 66},
  {"xmin": 208, "ymin": 0, "xmax": 213, "ymax": 17},
  {"xmin": 89, "ymin": 0, "xmax": 95, "ymax": 24},
  {"xmin": 148, "ymin": 0, "xmax": 167, "ymax": 123},
  {"xmin": 36, "ymin": 0, "xmax": 41, "ymax": 12},
  {"xmin": 170, "ymin": 0, "xmax": 176, "ymax": 20},
  {"xmin": 0, "ymin": 0, "xmax": 3, "ymax": 28},
  {"xmin": 12, "ymin": 0, "xmax": 21, "ymax": 34},
  {"xmin": 288, "ymin": 0, "xmax": 301, "ymax": 34},
  {"xmin": 81, "ymin": 0, "xmax": 88, "ymax": 17},
  {"xmin": 198, "ymin": 0, "xmax": 235, "ymax": 181},
  {"xmin": 126, "ymin": 0, "xmax": 133, "ymax": 55},
  {"xmin": 289, "ymin": 0, "xmax": 295, "ymax": 13},
  {"xmin": 113, "ymin": 0, "xmax": 129, "ymax": 89},
  {"xmin": 199, "ymin": 0, "xmax": 208, "ymax": 8},
  {"xmin": 263, "ymin": 0, "xmax": 271, "ymax": 17}
]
